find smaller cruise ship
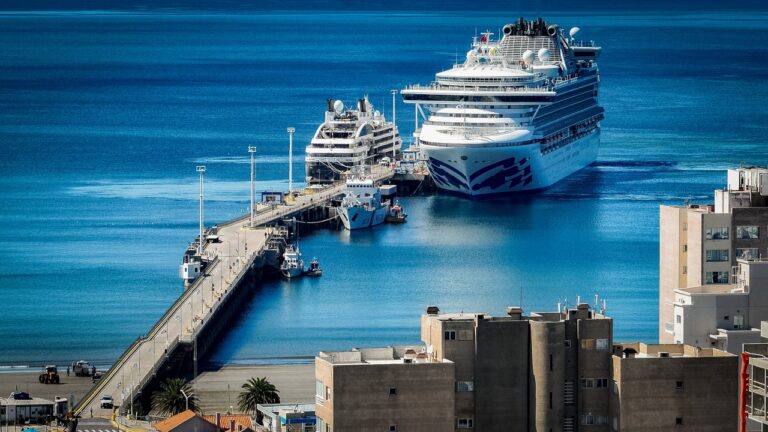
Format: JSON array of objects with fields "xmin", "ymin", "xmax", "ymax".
[
  {"xmin": 280, "ymin": 244, "xmax": 305, "ymax": 279},
  {"xmin": 305, "ymin": 97, "xmax": 402, "ymax": 185},
  {"xmin": 338, "ymin": 173, "xmax": 390, "ymax": 231}
]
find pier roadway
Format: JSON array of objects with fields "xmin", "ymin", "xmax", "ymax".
[
  {"xmin": 75, "ymin": 164, "xmax": 393, "ymax": 418},
  {"xmin": 76, "ymin": 220, "xmax": 268, "ymax": 419}
]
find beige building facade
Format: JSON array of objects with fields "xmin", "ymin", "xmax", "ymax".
[
  {"xmin": 610, "ymin": 343, "xmax": 738, "ymax": 432},
  {"xmin": 314, "ymin": 346, "xmax": 456, "ymax": 432},
  {"xmin": 660, "ymin": 166, "xmax": 768, "ymax": 344}
]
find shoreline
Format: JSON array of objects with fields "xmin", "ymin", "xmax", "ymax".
[{"xmin": 0, "ymin": 363, "xmax": 315, "ymax": 415}]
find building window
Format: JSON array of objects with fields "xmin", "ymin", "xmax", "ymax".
[
  {"xmin": 549, "ymin": 354, "xmax": 553, "ymax": 371},
  {"xmin": 582, "ymin": 415, "xmax": 595, "ymax": 425},
  {"xmin": 456, "ymin": 381, "xmax": 474, "ymax": 392},
  {"xmin": 444, "ymin": 330, "xmax": 456, "ymax": 340},
  {"xmin": 596, "ymin": 378, "xmax": 609, "ymax": 388},
  {"xmin": 737, "ymin": 226, "xmax": 759, "ymax": 239},
  {"xmin": 582, "ymin": 378, "xmax": 594, "ymax": 389},
  {"xmin": 705, "ymin": 249, "xmax": 729, "ymax": 262},
  {"xmin": 676, "ymin": 381, "xmax": 683, "ymax": 390},
  {"xmin": 676, "ymin": 315, "xmax": 681, "ymax": 324},
  {"xmin": 581, "ymin": 339, "xmax": 595, "ymax": 350},
  {"xmin": 389, "ymin": 426, "xmax": 397, "ymax": 432},
  {"xmin": 705, "ymin": 271, "xmax": 729, "ymax": 284},
  {"xmin": 676, "ymin": 417, "xmax": 683, "ymax": 425},
  {"xmin": 564, "ymin": 340, "xmax": 571, "ymax": 348},
  {"xmin": 326, "ymin": 424, "xmax": 331, "ymax": 432},
  {"xmin": 457, "ymin": 418, "xmax": 474, "ymax": 428},
  {"xmin": 705, "ymin": 227, "xmax": 729, "ymax": 240},
  {"xmin": 549, "ymin": 392, "xmax": 553, "ymax": 409},
  {"xmin": 325, "ymin": 385, "xmax": 331, "ymax": 401},
  {"xmin": 735, "ymin": 314, "xmax": 745, "ymax": 329},
  {"xmin": 737, "ymin": 248, "xmax": 760, "ymax": 260},
  {"xmin": 597, "ymin": 416, "xmax": 607, "ymax": 425},
  {"xmin": 596, "ymin": 339, "xmax": 609, "ymax": 351},
  {"xmin": 682, "ymin": 265, "xmax": 687, "ymax": 274},
  {"xmin": 682, "ymin": 244, "xmax": 688, "ymax": 253},
  {"xmin": 389, "ymin": 387, "xmax": 397, "ymax": 396},
  {"xmin": 315, "ymin": 380, "xmax": 325, "ymax": 401}
]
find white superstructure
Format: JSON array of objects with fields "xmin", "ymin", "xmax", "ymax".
[
  {"xmin": 402, "ymin": 17, "xmax": 604, "ymax": 196},
  {"xmin": 305, "ymin": 97, "xmax": 402, "ymax": 185},
  {"xmin": 337, "ymin": 174, "xmax": 390, "ymax": 231}
]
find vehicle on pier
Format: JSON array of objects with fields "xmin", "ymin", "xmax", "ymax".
[{"xmin": 280, "ymin": 244, "xmax": 305, "ymax": 279}]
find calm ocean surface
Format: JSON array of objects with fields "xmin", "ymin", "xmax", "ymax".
[{"xmin": 1, "ymin": 11, "xmax": 768, "ymax": 366}]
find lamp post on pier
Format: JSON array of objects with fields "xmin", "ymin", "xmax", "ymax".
[
  {"xmin": 196, "ymin": 166, "xmax": 206, "ymax": 256},
  {"xmin": 287, "ymin": 127, "xmax": 295, "ymax": 198},
  {"xmin": 248, "ymin": 146, "xmax": 257, "ymax": 227}
]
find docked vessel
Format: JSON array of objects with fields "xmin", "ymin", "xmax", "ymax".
[
  {"xmin": 305, "ymin": 258, "xmax": 323, "ymax": 277},
  {"xmin": 305, "ymin": 97, "xmax": 402, "ymax": 185},
  {"xmin": 337, "ymin": 173, "xmax": 390, "ymax": 230},
  {"xmin": 385, "ymin": 201, "xmax": 408, "ymax": 223},
  {"xmin": 401, "ymin": 17, "xmax": 604, "ymax": 197},
  {"xmin": 280, "ymin": 244, "xmax": 305, "ymax": 279}
]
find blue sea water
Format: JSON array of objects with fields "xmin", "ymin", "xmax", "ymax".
[{"xmin": 1, "ymin": 11, "xmax": 768, "ymax": 366}]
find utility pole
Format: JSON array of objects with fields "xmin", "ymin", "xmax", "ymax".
[
  {"xmin": 391, "ymin": 89, "xmax": 398, "ymax": 160},
  {"xmin": 287, "ymin": 127, "xmax": 295, "ymax": 198},
  {"xmin": 248, "ymin": 146, "xmax": 257, "ymax": 227},
  {"xmin": 196, "ymin": 166, "xmax": 206, "ymax": 256}
]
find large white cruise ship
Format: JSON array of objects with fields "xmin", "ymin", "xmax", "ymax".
[
  {"xmin": 305, "ymin": 97, "xmax": 402, "ymax": 185},
  {"xmin": 401, "ymin": 17, "xmax": 604, "ymax": 196}
]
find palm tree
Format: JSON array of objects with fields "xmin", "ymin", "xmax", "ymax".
[
  {"xmin": 238, "ymin": 377, "xmax": 280, "ymax": 422},
  {"xmin": 151, "ymin": 377, "xmax": 198, "ymax": 416}
]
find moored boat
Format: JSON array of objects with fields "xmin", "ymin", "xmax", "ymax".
[
  {"xmin": 385, "ymin": 201, "xmax": 408, "ymax": 223},
  {"xmin": 280, "ymin": 244, "xmax": 305, "ymax": 279},
  {"xmin": 305, "ymin": 257, "xmax": 323, "ymax": 277}
]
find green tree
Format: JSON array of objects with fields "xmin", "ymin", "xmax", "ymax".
[
  {"xmin": 237, "ymin": 377, "xmax": 280, "ymax": 421},
  {"xmin": 151, "ymin": 378, "xmax": 198, "ymax": 416}
]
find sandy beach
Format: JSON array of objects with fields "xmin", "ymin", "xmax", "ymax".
[{"xmin": 0, "ymin": 364, "xmax": 315, "ymax": 416}]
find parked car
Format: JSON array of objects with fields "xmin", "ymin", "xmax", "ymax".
[{"xmin": 99, "ymin": 395, "xmax": 113, "ymax": 409}]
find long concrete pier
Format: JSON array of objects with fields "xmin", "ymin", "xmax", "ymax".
[{"xmin": 73, "ymin": 164, "xmax": 395, "ymax": 418}]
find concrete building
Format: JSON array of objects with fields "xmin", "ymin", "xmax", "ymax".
[
  {"xmin": 671, "ymin": 258, "xmax": 768, "ymax": 353},
  {"xmin": 660, "ymin": 166, "xmax": 768, "ymax": 344},
  {"xmin": 610, "ymin": 342, "xmax": 738, "ymax": 431},
  {"xmin": 315, "ymin": 303, "xmax": 612, "ymax": 432},
  {"xmin": 421, "ymin": 304, "xmax": 613, "ymax": 432},
  {"xmin": 257, "ymin": 404, "xmax": 316, "ymax": 432},
  {"xmin": 314, "ymin": 346, "xmax": 456, "ymax": 432}
]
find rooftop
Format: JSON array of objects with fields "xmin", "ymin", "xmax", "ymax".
[
  {"xmin": 201, "ymin": 415, "xmax": 254, "ymax": 432},
  {"xmin": 0, "ymin": 397, "xmax": 55, "ymax": 407},
  {"xmin": 615, "ymin": 342, "xmax": 734, "ymax": 359},
  {"xmin": 424, "ymin": 303, "xmax": 610, "ymax": 323},
  {"xmin": 317, "ymin": 345, "xmax": 448, "ymax": 365}
]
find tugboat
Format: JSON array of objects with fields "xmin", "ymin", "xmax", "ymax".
[
  {"xmin": 280, "ymin": 244, "xmax": 305, "ymax": 279},
  {"xmin": 305, "ymin": 257, "xmax": 323, "ymax": 277},
  {"xmin": 385, "ymin": 201, "xmax": 408, "ymax": 224}
]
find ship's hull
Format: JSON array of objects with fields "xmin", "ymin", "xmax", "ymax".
[
  {"xmin": 281, "ymin": 265, "xmax": 304, "ymax": 279},
  {"xmin": 423, "ymin": 129, "xmax": 599, "ymax": 197},
  {"xmin": 339, "ymin": 204, "xmax": 390, "ymax": 230}
]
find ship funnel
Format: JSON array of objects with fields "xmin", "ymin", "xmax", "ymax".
[
  {"xmin": 326, "ymin": 98, "xmax": 334, "ymax": 112},
  {"xmin": 547, "ymin": 25, "xmax": 559, "ymax": 37},
  {"xmin": 358, "ymin": 98, "xmax": 367, "ymax": 113}
]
